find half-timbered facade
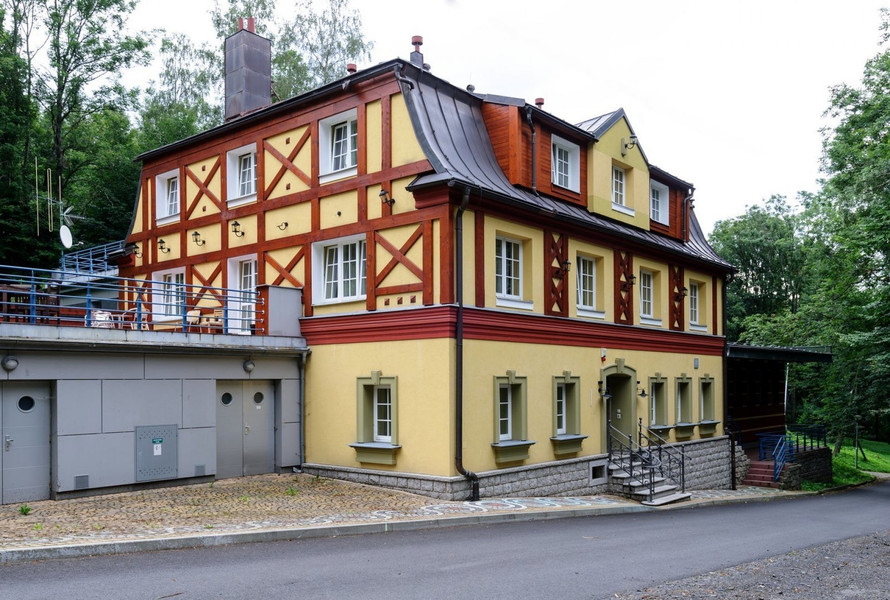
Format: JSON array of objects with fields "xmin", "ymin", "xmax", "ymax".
[{"xmin": 122, "ymin": 29, "xmax": 734, "ymax": 500}]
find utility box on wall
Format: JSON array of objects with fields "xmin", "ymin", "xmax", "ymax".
[{"xmin": 135, "ymin": 425, "xmax": 178, "ymax": 481}]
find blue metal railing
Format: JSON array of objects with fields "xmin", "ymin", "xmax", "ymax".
[
  {"xmin": 59, "ymin": 241, "xmax": 127, "ymax": 276},
  {"xmin": 0, "ymin": 263, "xmax": 263, "ymax": 334},
  {"xmin": 757, "ymin": 425, "xmax": 828, "ymax": 482}
]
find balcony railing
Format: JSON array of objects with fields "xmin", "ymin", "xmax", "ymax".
[
  {"xmin": 59, "ymin": 240, "xmax": 127, "ymax": 277},
  {"xmin": 0, "ymin": 264, "xmax": 264, "ymax": 335}
]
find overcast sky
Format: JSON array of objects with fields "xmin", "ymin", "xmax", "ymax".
[{"xmin": 130, "ymin": 0, "xmax": 888, "ymax": 235}]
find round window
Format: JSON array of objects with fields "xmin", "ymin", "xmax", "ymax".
[
  {"xmin": 17, "ymin": 396, "xmax": 36, "ymax": 412},
  {"xmin": 220, "ymin": 392, "xmax": 233, "ymax": 406},
  {"xmin": 253, "ymin": 392, "xmax": 264, "ymax": 405}
]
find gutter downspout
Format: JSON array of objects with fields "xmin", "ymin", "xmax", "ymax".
[
  {"xmin": 525, "ymin": 107, "xmax": 538, "ymax": 195},
  {"xmin": 454, "ymin": 184, "xmax": 480, "ymax": 500},
  {"xmin": 682, "ymin": 191, "xmax": 694, "ymax": 241}
]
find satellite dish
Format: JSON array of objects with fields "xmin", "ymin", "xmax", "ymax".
[{"xmin": 59, "ymin": 225, "xmax": 73, "ymax": 249}]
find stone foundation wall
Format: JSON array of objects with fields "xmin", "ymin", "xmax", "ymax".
[
  {"xmin": 794, "ymin": 447, "xmax": 833, "ymax": 484},
  {"xmin": 304, "ymin": 437, "xmax": 741, "ymax": 500}
]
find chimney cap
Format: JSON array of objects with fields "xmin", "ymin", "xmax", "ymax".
[
  {"xmin": 535, "ymin": 97, "xmax": 544, "ymax": 108},
  {"xmin": 346, "ymin": 63, "xmax": 357, "ymax": 74},
  {"xmin": 412, "ymin": 35, "xmax": 423, "ymax": 48}
]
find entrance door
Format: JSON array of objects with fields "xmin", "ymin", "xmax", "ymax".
[
  {"xmin": 1, "ymin": 382, "xmax": 51, "ymax": 504},
  {"xmin": 604, "ymin": 374, "xmax": 636, "ymax": 449},
  {"xmin": 216, "ymin": 381, "xmax": 274, "ymax": 478}
]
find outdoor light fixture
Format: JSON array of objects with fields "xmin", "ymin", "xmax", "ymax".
[
  {"xmin": 231, "ymin": 221, "xmax": 245, "ymax": 237},
  {"xmin": 158, "ymin": 239, "xmax": 170, "ymax": 254},
  {"xmin": 621, "ymin": 135, "xmax": 638, "ymax": 156},
  {"xmin": 379, "ymin": 189, "xmax": 395, "ymax": 207},
  {"xmin": 126, "ymin": 242, "xmax": 141, "ymax": 258},
  {"xmin": 1, "ymin": 355, "xmax": 19, "ymax": 372},
  {"xmin": 598, "ymin": 381, "xmax": 611, "ymax": 401},
  {"xmin": 277, "ymin": 222, "xmax": 288, "ymax": 230},
  {"xmin": 192, "ymin": 231, "xmax": 205, "ymax": 246},
  {"xmin": 621, "ymin": 273, "xmax": 636, "ymax": 291},
  {"xmin": 242, "ymin": 359, "xmax": 255, "ymax": 373},
  {"xmin": 674, "ymin": 286, "xmax": 688, "ymax": 302},
  {"xmin": 637, "ymin": 381, "xmax": 648, "ymax": 398},
  {"xmin": 554, "ymin": 259, "xmax": 571, "ymax": 279}
]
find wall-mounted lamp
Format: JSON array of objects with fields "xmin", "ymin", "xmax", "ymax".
[
  {"xmin": 242, "ymin": 359, "xmax": 255, "ymax": 373},
  {"xmin": 192, "ymin": 231, "xmax": 205, "ymax": 246},
  {"xmin": 674, "ymin": 286, "xmax": 688, "ymax": 302},
  {"xmin": 231, "ymin": 221, "xmax": 245, "ymax": 237},
  {"xmin": 621, "ymin": 135, "xmax": 638, "ymax": 156},
  {"xmin": 1, "ymin": 355, "xmax": 19, "ymax": 372},
  {"xmin": 621, "ymin": 273, "xmax": 636, "ymax": 291},
  {"xmin": 277, "ymin": 222, "xmax": 288, "ymax": 231},
  {"xmin": 598, "ymin": 381, "xmax": 611, "ymax": 401},
  {"xmin": 379, "ymin": 189, "xmax": 395, "ymax": 207},
  {"xmin": 158, "ymin": 239, "xmax": 170, "ymax": 254},
  {"xmin": 637, "ymin": 381, "xmax": 648, "ymax": 398},
  {"xmin": 127, "ymin": 242, "xmax": 141, "ymax": 258},
  {"xmin": 554, "ymin": 259, "xmax": 571, "ymax": 279}
]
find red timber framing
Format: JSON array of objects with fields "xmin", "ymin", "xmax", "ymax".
[
  {"xmin": 301, "ymin": 305, "xmax": 725, "ymax": 357},
  {"xmin": 614, "ymin": 251, "xmax": 634, "ymax": 325},
  {"xmin": 669, "ymin": 264, "xmax": 685, "ymax": 331},
  {"xmin": 545, "ymin": 230, "xmax": 569, "ymax": 317}
]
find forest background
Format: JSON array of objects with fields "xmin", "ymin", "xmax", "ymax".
[{"xmin": 1, "ymin": 0, "xmax": 888, "ymax": 443}]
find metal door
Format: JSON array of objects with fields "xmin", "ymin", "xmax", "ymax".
[
  {"xmin": 216, "ymin": 381, "xmax": 274, "ymax": 478},
  {"xmin": 2, "ymin": 382, "xmax": 51, "ymax": 504}
]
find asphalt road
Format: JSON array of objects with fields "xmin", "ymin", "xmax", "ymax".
[{"xmin": 3, "ymin": 481, "xmax": 889, "ymax": 600}]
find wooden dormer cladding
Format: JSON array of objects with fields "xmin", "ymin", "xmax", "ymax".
[
  {"xmin": 669, "ymin": 264, "xmax": 685, "ymax": 331},
  {"xmin": 480, "ymin": 103, "xmax": 587, "ymax": 208}
]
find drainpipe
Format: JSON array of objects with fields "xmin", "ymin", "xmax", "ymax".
[
  {"xmin": 525, "ymin": 106, "xmax": 538, "ymax": 195},
  {"xmin": 298, "ymin": 352, "xmax": 307, "ymax": 471},
  {"xmin": 455, "ymin": 184, "xmax": 480, "ymax": 501},
  {"xmin": 682, "ymin": 190, "xmax": 694, "ymax": 241}
]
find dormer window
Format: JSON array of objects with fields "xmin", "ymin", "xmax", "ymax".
[
  {"xmin": 227, "ymin": 143, "xmax": 258, "ymax": 206},
  {"xmin": 650, "ymin": 180, "xmax": 669, "ymax": 225},
  {"xmin": 155, "ymin": 169, "xmax": 180, "ymax": 223},
  {"xmin": 612, "ymin": 167, "xmax": 626, "ymax": 206},
  {"xmin": 551, "ymin": 135, "xmax": 580, "ymax": 192}
]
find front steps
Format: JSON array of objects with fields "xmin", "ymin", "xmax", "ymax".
[
  {"xmin": 609, "ymin": 461, "xmax": 691, "ymax": 507},
  {"xmin": 742, "ymin": 459, "xmax": 782, "ymax": 488}
]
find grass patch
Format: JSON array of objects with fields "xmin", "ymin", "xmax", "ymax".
[{"xmin": 802, "ymin": 438, "xmax": 890, "ymax": 491}]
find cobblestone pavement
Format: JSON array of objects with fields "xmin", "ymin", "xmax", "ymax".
[{"xmin": 0, "ymin": 473, "xmax": 791, "ymax": 556}]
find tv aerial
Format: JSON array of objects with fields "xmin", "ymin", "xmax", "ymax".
[{"xmin": 34, "ymin": 159, "xmax": 84, "ymax": 249}]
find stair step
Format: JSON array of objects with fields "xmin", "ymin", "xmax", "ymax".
[
  {"xmin": 623, "ymin": 477, "xmax": 667, "ymax": 489},
  {"xmin": 743, "ymin": 480, "xmax": 781, "ymax": 488},
  {"xmin": 633, "ymin": 484, "xmax": 678, "ymax": 498},
  {"xmin": 642, "ymin": 492, "xmax": 692, "ymax": 507}
]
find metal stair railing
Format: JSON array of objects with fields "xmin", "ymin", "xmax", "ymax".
[
  {"xmin": 639, "ymin": 419, "xmax": 686, "ymax": 493},
  {"xmin": 607, "ymin": 420, "xmax": 656, "ymax": 503}
]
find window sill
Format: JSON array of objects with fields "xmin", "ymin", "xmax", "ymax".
[
  {"xmin": 228, "ymin": 193, "xmax": 257, "ymax": 208},
  {"xmin": 491, "ymin": 439, "xmax": 535, "ymax": 464},
  {"xmin": 611, "ymin": 203, "xmax": 635, "ymax": 217},
  {"xmin": 690, "ymin": 323, "xmax": 709, "ymax": 333},
  {"xmin": 674, "ymin": 422, "xmax": 698, "ymax": 439},
  {"xmin": 349, "ymin": 442, "xmax": 401, "ymax": 465},
  {"xmin": 320, "ymin": 166, "xmax": 357, "ymax": 184},
  {"xmin": 577, "ymin": 308, "xmax": 606, "ymax": 320},
  {"xmin": 648, "ymin": 424, "xmax": 674, "ymax": 435},
  {"xmin": 550, "ymin": 434, "xmax": 587, "ymax": 456},
  {"xmin": 639, "ymin": 316, "xmax": 663, "ymax": 327},
  {"xmin": 156, "ymin": 214, "xmax": 180, "ymax": 226},
  {"xmin": 699, "ymin": 420, "xmax": 720, "ymax": 435},
  {"xmin": 552, "ymin": 181, "xmax": 580, "ymax": 194},
  {"xmin": 496, "ymin": 297, "xmax": 534, "ymax": 310}
]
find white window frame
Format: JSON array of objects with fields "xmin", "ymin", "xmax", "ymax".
[
  {"xmin": 155, "ymin": 169, "xmax": 180, "ymax": 224},
  {"xmin": 689, "ymin": 281, "xmax": 709, "ymax": 332},
  {"xmin": 551, "ymin": 135, "xmax": 580, "ymax": 192},
  {"xmin": 611, "ymin": 166, "xmax": 635, "ymax": 216},
  {"xmin": 576, "ymin": 254, "xmax": 604, "ymax": 319},
  {"xmin": 555, "ymin": 382, "xmax": 567, "ymax": 436},
  {"xmin": 153, "ymin": 268, "xmax": 186, "ymax": 321},
  {"xmin": 226, "ymin": 143, "xmax": 258, "ymax": 207},
  {"xmin": 373, "ymin": 386, "xmax": 392, "ymax": 442},
  {"xmin": 639, "ymin": 269, "xmax": 663, "ymax": 326},
  {"xmin": 225, "ymin": 256, "xmax": 257, "ymax": 335},
  {"xmin": 650, "ymin": 180, "xmax": 669, "ymax": 225},
  {"xmin": 495, "ymin": 235, "xmax": 532, "ymax": 310},
  {"xmin": 319, "ymin": 108, "xmax": 359, "ymax": 183},
  {"xmin": 311, "ymin": 235, "xmax": 367, "ymax": 305},
  {"xmin": 238, "ymin": 152, "xmax": 257, "ymax": 197},
  {"xmin": 498, "ymin": 383, "xmax": 513, "ymax": 441}
]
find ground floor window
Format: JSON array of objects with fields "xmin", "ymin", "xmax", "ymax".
[
  {"xmin": 492, "ymin": 371, "xmax": 533, "ymax": 463},
  {"xmin": 351, "ymin": 371, "xmax": 399, "ymax": 465}
]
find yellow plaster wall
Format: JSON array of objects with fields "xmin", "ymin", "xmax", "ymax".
[
  {"xmin": 305, "ymin": 338, "xmax": 455, "ymax": 475},
  {"xmin": 265, "ymin": 203, "xmax": 312, "ymax": 238},
  {"xmin": 485, "ymin": 217, "xmax": 544, "ymax": 311},
  {"xmin": 319, "ymin": 190, "xmax": 358, "ymax": 229},
  {"xmin": 132, "ymin": 183, "xmax": 145, "ymax": 235},
  {"xmin": 587, "ymin": 119, "xmax": 649, "ymax": 230},
  {"xmin": 685, "ymin": 269, "xmax": 714, "ymax": 332},
  {"xmin": 459, "ymin": 338, "xmax": 724, "ymax": 471},
  {"xmin": 264, "ymin": 126, "xmax": 311, "ymax": 200},
  {"xmin": 366, "ymin": 100, "xmax": 383, "ymax": 174},
  {"xmin": 185, "ymin": 157, "xmax": 222, "ymax": 216},
  {"xmin": 227, "ymin": 215, "xmax": 257, "ymax": 248},
  {"xmin": 391, "ymin": 93, "xmax": 425, "ymax": 167}
]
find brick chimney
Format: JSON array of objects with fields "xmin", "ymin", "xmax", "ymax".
[{"xmin": 224, "ymin": 18, "xmax": 271, "ymax": 122}]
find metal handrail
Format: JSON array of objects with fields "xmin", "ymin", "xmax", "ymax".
[
  {"xmin": 773, "ymin": 436, "xmax": 790, "ymax": 482},
  {"xmin": 59, "ymin": 240, "xmax": 127, "ymax": 276},
  {"xmin": 608, "ymin": 420, "xmax": 656, "ymax": 502},
  {"xmin": 0, "ymin": 264, "xmax": 264, "ymax": 334},
  {"xmin": 640, "ymin": 419, "xmax": 686, "ymax": 493}
]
